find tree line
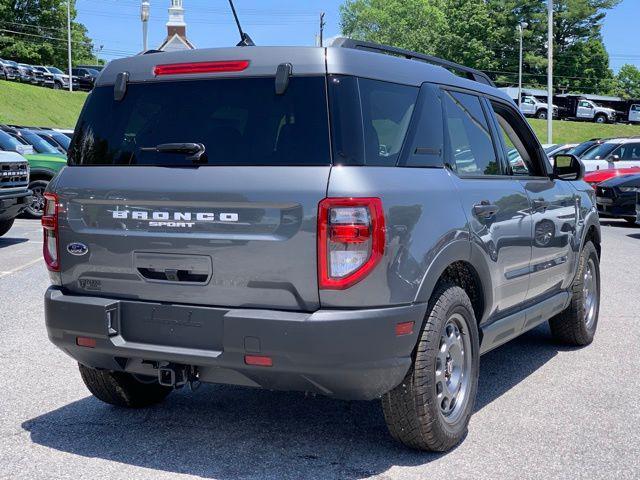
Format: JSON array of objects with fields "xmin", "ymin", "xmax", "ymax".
[
  {"xmin": 0, "ymin": 0, "xmax": 98, "ymax": 68},
  {"xmin": 340, "ymin": 0, "xmax": 640, "ymax": 99}
]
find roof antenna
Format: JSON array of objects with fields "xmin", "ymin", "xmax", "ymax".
[{"xmin": 228, "ymin": 0, "xmax": 255, "ymax": 47}]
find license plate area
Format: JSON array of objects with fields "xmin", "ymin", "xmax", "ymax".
[{"xmin": 120, "ymin": 303, "xmax": 224, "ymax": 351}]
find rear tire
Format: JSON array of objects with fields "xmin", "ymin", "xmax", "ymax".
[
  {"xmin": 549, "ymin": 241, "xmax": 600, "ymax": 346},
  {"xmin": 382, "ymin": 283, "xmax": 480, "ymax": 452},
  {"xmin": 0, "ymin": 218, "xmax": 15, "ymax": 237},
  {"xmin": 79, "ymin": 364, "xmax": 172, "ymax": 408}
]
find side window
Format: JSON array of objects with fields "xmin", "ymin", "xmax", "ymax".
[
  {"xmin": 488, "ymin": 100, "xmax": 545, "ymax": 177},
  {"xmin": 618, "ymin": 143, "xmax": 640, "ymax": 160},
  {"xmin": 402, "ymin": 84, "xmax": 444, "ymax": 168},
  {"xmin": 358, "ymin": 78, "xmax": 418, "ymax": 166},
  {"xmin": 443, "ymin": 90, "xmax": 501, "ymax": 175}
]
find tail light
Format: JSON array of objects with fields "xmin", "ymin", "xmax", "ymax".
[
  {"xmin": 42, "ymin": 193, "xmax": 60, "ymax": 272},
  {"xmin": 318, "ymin": 198, "xmax": 385, "ymax": 289}
]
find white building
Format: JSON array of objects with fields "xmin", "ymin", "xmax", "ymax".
[{"xmin": 158, "ymin": 0, "xmax": 195, "ymax": 52}]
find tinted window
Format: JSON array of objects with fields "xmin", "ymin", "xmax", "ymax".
[
  {"xmin": 0, "ymin": 130, "xmax": 23, "ymax": 151},
  {"xmin": 70, "ymin": 77, "xmax": 331, "ymax": 166},
  {"xmin": 582, "ymin": 143, "xmax": 618, "ymax": 160},
  {"xmin": 617, "ymin": 143, "xmax": 640, "ymax": 160},
  {"xmin": 402, "ymin": 85, "xmax": 444, "ymax": 168},
  {"xmin": 20, "ymin": 130, "xmax": 59, "ymax": 154},
  {"xmin": 443, "ymin": 91, "xmax": 500, "ymax": 175},
  {"xmin": 329, "ymin": 76, "xmax": 418, "ymax": 166}
]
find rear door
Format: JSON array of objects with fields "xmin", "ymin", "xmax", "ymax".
[
  {"xmin": 442, "ymin": 89, "xmax": 533, "ymax": 315},
  {"xmin": 57, "ymin": 76, "xmax": 332, "ymax": 312}
]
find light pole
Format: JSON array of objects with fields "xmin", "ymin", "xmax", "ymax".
[
  {"xmin": 547, "ymin": 0, "xmax": 554, "ymax": 144},
  {"xmin": 517, "ymin": 22, "xmax": 528, "ymax": 108},
  {"xmin": 141, "ymin": 1, "xmax": 150, "ymax": 52},
  {"xmin": 67, "ymin": 0, "xmax": 72, "ymax": 92}
]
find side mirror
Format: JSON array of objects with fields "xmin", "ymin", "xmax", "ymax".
[
  {"xmin": 610, "ymin": 154, "xmax": 620, "ymax": 161},
  {"xmin": 553, "ymin": 154, "xmax": 584, "ymax": 181}
]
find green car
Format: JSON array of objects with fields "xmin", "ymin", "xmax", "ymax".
[{"xmin": 23, "ymin": 152, "xmax": 67, "ymax": 217}]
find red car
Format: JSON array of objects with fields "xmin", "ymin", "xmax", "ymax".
[{"xmin": 583, "ymin": 167, "xmax": 640, "ymax": 187}]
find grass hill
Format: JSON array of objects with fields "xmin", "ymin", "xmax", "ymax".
[
  {"xmin": 2, "ymin": 79, "xmax": 640, "ymax": 143},
  {"xmin": 0, "ymin": 80, "xmax": 87, "ymax": 129}
]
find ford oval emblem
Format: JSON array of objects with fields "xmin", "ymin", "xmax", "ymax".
[{"xmin": 67, "ymin": 242, "xmax": 89, "ymax": 256}]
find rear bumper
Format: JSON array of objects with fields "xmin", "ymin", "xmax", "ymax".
[
  {"xmin": 0, "ymin": 190, "xmax": 31, "ymax": 221},
  {"xmin": 45, "ymin": 287, "xmax": 427, "ymax": 400},
  {"xmin": 597, "ymin": 193, "xmax": 635, "ymax": 218}
]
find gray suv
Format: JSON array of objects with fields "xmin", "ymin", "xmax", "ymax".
[{"xmin": 43, "ymin": 39, "xmax": 601, "ymax": 452}]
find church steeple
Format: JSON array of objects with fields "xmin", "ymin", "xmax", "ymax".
[{"xmin": 158, "ymin": 0, "xmax": 195, "ymax": 51}]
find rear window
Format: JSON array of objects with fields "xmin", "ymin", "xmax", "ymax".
[{"xmin": 70, "ymin": 77, "xmax": 331, "ymax": 166}]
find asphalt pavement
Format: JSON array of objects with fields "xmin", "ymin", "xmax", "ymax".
[{"xmin": 1, "ymin": 218, "xmax": 639, "ymax": 480}]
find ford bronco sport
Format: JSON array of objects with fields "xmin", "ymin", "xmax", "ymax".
[{"xmin": 43, "ymin": 39, "xmax": 601, "ymax": 452}]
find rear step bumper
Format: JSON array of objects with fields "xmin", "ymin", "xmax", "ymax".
[{"xmin": 45, "ymin": 287, "xmax": 427, "ymax": 400}]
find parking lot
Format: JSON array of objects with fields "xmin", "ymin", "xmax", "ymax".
[{"xmin": 0, "ymin": 217, "xmax": 638, "ymax": 480}]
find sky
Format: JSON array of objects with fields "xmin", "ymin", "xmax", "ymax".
[{"xmin": 77, "ymin": 0, "xmax": 639, "ymax": 72}]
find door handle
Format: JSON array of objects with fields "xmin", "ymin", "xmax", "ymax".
[
  {"xmin": 532, "ymin": 199, "xmax": 550, "ymax": 212},
  {"xmin": 472, "ymin": 201, "xmax": 499, "ymax": 218}
]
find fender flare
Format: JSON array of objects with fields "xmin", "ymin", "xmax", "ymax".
[
  {"xmin": 414, "ymin": 238, "xmax": 494, "ymax": 325},
  {"xmin": 28, "ymin": 168, "xmax": 57, "ymax": 180}
]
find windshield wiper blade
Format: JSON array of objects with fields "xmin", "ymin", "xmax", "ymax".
[{"xmin": 140, "ymin": 143, "xmax": 207, "ymax": 164}]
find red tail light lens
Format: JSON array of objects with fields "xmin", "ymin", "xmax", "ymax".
[
  {"xmin": 42, "ymin": 193, "xmax": 60, "ymax": 272},
  {"xmin": 318, "ymin": 198, "xmax": 385, "ymax": 289},
  {"xmin": 153, "ymin": 60, "xmax": 250, "ymax": 76}
]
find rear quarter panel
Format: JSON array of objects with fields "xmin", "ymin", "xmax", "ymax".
[{"xmin": 322, "ymin": 166, "xmax": 470, "ymax": 308}]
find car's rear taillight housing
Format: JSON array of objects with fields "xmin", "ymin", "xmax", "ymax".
[
  {"xmin": 318, "ymin": 198, "xmax": 385, "ymax": 289},
  {"xmin": 153, "ymin": 60, "xmax": 250, "ymax": 76},
  {"xmin": 42, "ymin": 193, "xmax": 60, "ymax": 272}
]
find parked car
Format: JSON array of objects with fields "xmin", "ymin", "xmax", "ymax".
[
  {"xmin": 0, "ymin": 58, "xmax": 20, "ymax": 81},
  {"xmin": 519, "ymin": 95, "xmax": 558, "ymax": 119},
  {"xmin": 543, "ymin": 143, "xmax": 578, "ymax": 161},
  {"xmin": 0, "ymin": 130, "xmax": 34, "ymax": 156},
  {"xmin": 76, "ymin": 64, "xmax": 104, "ymax": 72},
  {"xmin": 580, "ymin": 138, "xmax": 640, "ymax": 171},
  {"xmin": 595, "ymin": 173, "xmax": 640, "ymax": 224},
  {"xmin": 32, "ymin": 128, "xmax": 71, "ymax": 153},
  {"xmin": 0, "ymin": 127, "xmax": 67, "ymax": 217},
  {"xmin": 0, "ymin": 150, "xmax": 31, "ymax": 237},
  {"xmin": 583, "ymin": 166, "xmax": 640, "ymax": 188},
  {"xmin": 32, "ymin": 66, "xmax": 55, "ymax": 88},
  {"xmin": 556, "ymin": 96, "xmax": 616, "ymax": 123},
  {"xmin": 71, "ymin": 67, "xmax": 99, "ymax": 91},
  {"xmin": 568, "ymin": 138, "xmax": 609, "ymax": 159},
  {"xmin": 18, "ymin": 63, "xmax": 43, "ymax": 85},
  {"xmin": 39, "ymin": 66, "xmax": 78, "ymax": 90},
  {"xmin": 53, "ymin": 128, "xmax": 74, "ymax": 139},
  {"xmin": 43, "ymin": 39, "xmax": 601, "ymax": 453}
]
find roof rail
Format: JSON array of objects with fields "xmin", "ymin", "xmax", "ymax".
[{"xmin": 331, "ymin": 37, "xmax": 495, "ymax": 88}]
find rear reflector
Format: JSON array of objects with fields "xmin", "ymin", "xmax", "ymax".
[
  {"xmin": 153, "ymin": 60, "xmax": 250, "ymax": 76},
  {"xmin": 76, "ymin": 337, "xmax": 97, "ymax": 348},
  {"xmin": 395, "ymin": 322, "xmax": 415, "ymax": 336},
  {"xmin": 244, "ymin": 355, "xmax": 273, "ymax": 367}
]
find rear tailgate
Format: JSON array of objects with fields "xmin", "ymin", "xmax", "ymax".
[{"xmin": 56, "ymin": 166, "xmax": 328, "ymax": 311}]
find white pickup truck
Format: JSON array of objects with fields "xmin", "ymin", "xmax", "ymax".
[
  {"xmin": 519, "ymin": 95, "xmax": 558, "ymax": 119},
  {"xmin": 574, "ymin": 99, "xmax": 616, "ymax": 124}
]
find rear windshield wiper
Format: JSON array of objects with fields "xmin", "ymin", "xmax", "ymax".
[{"xmin": 140, "ymin": 143, "xmax": 207, "ymax": 164}]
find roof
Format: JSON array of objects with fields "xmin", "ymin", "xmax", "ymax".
[
  {"xmin": 157, "ymin": 33, "xmax": 196, "ymax": 52},
  {"xmin": 96, "ymin": 45, "xmax": 512, "ymax": 103},
  {"xmin": 500, "ymin": 87, "xmax": 550, "ymax": 99},
  {"xmin": 557, "ymin": 93, "xmax": 623, "ymax": 102}
]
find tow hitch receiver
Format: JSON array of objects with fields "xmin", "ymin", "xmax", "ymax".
[{"xmin": 158, "ymin": 363, "xmax": 188, "ymax": 388}]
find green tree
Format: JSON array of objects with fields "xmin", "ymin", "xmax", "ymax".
[
  {"xmin": 0, "ymin": 0, "xmax": 97, "ymax": 67},
  {"xmin": 616, "ymin": 64, "xmax": 640, "ymax": 99},
  {"xmin": 340, "ymin": 0, "xmax": 447, "ymax": 56}
]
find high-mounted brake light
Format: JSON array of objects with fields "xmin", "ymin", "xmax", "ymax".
[
  {"xmin": 42, "ymin": 193, "xmax": 60, "ymax": 272},
  {"xmin": 153, "ymin": 60, "xmax": 250, "ymax": 76},
  {"xmin": 318, "ymin": 198, "xmax": 385, "ymax": 290}
]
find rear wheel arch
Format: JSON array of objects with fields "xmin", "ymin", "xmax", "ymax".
[{"xmin": 415, "ymin": 242, "xmax": 491, "ymax": 330}]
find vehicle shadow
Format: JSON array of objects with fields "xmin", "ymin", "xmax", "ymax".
[
  {"xmin": 0, "ymin": 237, "xmax": 28, "ymax": 248},
  {"xmin": 22, "ymin": 324, "xmax": 562, "ymax": 479}
]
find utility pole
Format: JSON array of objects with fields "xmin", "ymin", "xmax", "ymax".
[
  {"xmin": 141, "ymin": 1, "xmax": 150, "ymax": 52},
  {"xmin": 547, "ymin": 0, "xmax": 553, "ymax": 144},
  {"xmin": 67, "ymin": 0, "xmax": 73, "ymax": 92},
  {"xmin": 518, "ymin": 22, "xmax": 528, "ymax": 109},
  {"xmin": 319, "ymin": 12, "xmax": 325, "ymax": 47}
]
